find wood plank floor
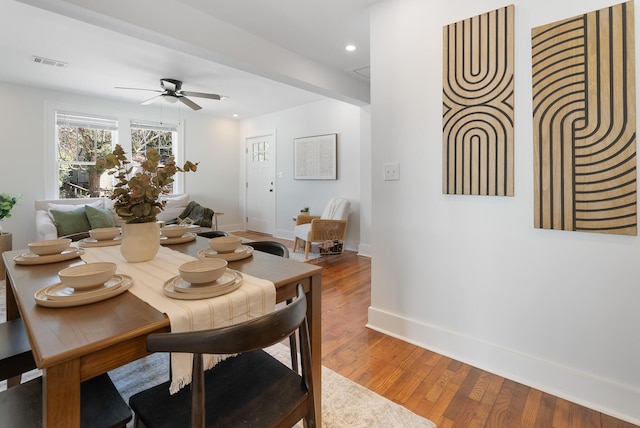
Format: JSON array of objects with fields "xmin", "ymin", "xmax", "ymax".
[{"xmin": 235, "ymin": 231, "xmax": 638, "ymax": 428}]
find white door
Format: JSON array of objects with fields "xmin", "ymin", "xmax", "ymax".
[{"xmin": 246, "ymin": 133, "xmax": 275, "ymax": 234}]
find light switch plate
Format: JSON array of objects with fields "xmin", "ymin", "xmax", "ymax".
[{"xmin": 383, "ymin": 163, "xmax": 400, "ymax": 181}]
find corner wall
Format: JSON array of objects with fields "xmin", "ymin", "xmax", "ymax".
[
  {"xmin": 369, "ymin": 0, "xmax": 640, "ymax": 423},
  {"xmin": 239, "ymin": 99, "xmax": 365, "ymax": 252}
]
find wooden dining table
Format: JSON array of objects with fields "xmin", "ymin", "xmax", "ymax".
[{"xmin": 2, "ymin": 237, "xmax": 323, "ymax": 427}]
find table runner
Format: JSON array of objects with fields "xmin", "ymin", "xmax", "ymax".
[{"xmin": 81, "ymin": 245, "xmax": 276, "ymax": 393}]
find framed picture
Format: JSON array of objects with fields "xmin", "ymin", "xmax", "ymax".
[{"xmin": 294, "ymin": 133, "xmax": 337, "ymax": 180}]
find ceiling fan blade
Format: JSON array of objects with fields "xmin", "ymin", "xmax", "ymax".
[
  {"xmin": 115, "ymin": 86, "xmax": 162, "ymax": 93},
  {"xmin": 178, "ymin": 96, "xmax": 202, "ymax": 110},
  {"xmin": 181, "ymin": 91, "xmax": 221, "ymax": 100},
  {"xmin": 141, "ymin": 95, "xmax": 161, "ymax": 105}
]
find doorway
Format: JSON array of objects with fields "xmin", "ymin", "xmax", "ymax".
[{"xmin": 245, "ymin": 132, "xmax": 276, "ymax": 234}]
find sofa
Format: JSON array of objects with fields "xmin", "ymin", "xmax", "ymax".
[{"xmin": 35, "ymin": 194, "xmax": 191, "ymax": 241}]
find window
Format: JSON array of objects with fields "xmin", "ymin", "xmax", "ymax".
[
  {"xmin": 55, "ymin": 112, "xmax": 118, "ymax": 198},
  {"xmin": 130, "ymin": 121, "xmax": 179, "ymax": 193},
  {"xmin": 48, "ymin": 101, "xmax": 186, "ymax": 199}
]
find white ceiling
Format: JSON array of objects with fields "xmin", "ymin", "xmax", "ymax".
[{"xmin": 0, "ymin": 0, "xmax": 373, "ymax": 119}]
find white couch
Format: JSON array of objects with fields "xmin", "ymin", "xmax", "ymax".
[{"xmin": 35, "ymin": 194, "xmax": 191, "ymax": 241}]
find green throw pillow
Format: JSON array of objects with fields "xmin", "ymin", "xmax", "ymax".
[
  {"xmin": 50, "ymin": 207, "xmax": 91, "ymax": 237},
  {"xmin": 85, "ymin": 205, "xmax": 115, "ymax": 229}
]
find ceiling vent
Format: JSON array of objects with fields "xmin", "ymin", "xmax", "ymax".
[{"xmin": 33, "ymin": 56, "xmax": 68, "ymax": 68}]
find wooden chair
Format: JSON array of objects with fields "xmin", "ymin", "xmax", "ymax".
[
  {"xmin": 243, "ymin": 241, "xmax": 296, "ymax": 371},
  {"xmin": 293, "ymin": 197, "xmax": 350, "ymax": 260},
  {"xmin": 129, "ymin": 284, "xmax": 315, "ymax": 428},
  {"xmin": 0, "ymin": 373, "xmax": 132, "ymax": 427},
  {"xmin": 0, "ymin": 318, "xmax": 36, "ymax": 385}
]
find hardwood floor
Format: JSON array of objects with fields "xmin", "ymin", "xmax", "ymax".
[{"xmin": 234, "ymin": 231, "xmax": 638, "ymax": 428}]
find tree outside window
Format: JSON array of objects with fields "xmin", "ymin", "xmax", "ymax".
[
  {"xmin": 56, "ymin": 112, "xmax": 117, "ymax": 198},
  {"xmin": 131, "ymin": 122, "xmax": 177, "ymax": 193}
]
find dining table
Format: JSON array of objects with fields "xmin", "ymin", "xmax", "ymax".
[{"xmin": 2, "ymin": 236, "xmax": 323, "ymax": 427}]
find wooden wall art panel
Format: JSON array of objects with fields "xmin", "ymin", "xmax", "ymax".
[
  {"xmin": 443, "ymin": 5, "xmax": 515, "ymax": 196},
  {"xmin": 532, "ymin": 1, "xmax": 637, "ymax": 235}
]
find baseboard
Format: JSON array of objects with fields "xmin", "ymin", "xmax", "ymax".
[
  {"xmin": 357, "ymin": 243, "xmax": 371, "ymax": 257},
  {"xmin": 367, "ymin": 307, "xmax": 640, "ymax": 425}
]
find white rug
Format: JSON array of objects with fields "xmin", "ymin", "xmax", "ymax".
[
  {"xmin": 289, "ymin": 247, "xmax": 322, "ymax": 262},
  {"xmin": 0, "ymin": 280, "xmax": 435, "ymax": 428}
]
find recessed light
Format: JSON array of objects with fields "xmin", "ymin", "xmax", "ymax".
[
  {"xmin": 233, "ymin": 114, "xmax": 238, "ymax": 118},
  {"xmin": 345, "ymin": 44, "xmax": 356, "ymax": 52}
]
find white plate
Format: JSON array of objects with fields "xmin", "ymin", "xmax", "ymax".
[
  {"xmin": 160, "ymin": 232, "xmax": 197, "ymax": 245},
  {"xmin": 172, "ymin": 269, "xmax": 238, "ymax": 294},
  {"xmin": 79, "ymin": 236, "xmax": 122, "ymax": 247},
  {"xmin": 34, "ymin": 275, "xmax": 133, "ymax": 308},
  {"xmin": 197, "ymin": 245, "xmax": 254, "ymax": 261},
  {"xmin": 13, "ymin": 248, "xmax": 85, "ymax": 265},
  {"xmin": 44, "ymin": 274, "xmax": 127, "ymax": 301},
  {"xmin": 163, "ymin": 271, "xmax": 242, "ymax": 300}
]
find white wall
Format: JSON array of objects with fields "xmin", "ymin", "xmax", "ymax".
[
  {"xmin": 239, "ymin": 99, "xmax": 365, "ymax": 252},
  {"xmin": 0, "ymin": 81, "xmax": 240, "ymax": 249},
  {"xmin": 369, "ymin": 0, "xmax": 640, "ymax": 424}
]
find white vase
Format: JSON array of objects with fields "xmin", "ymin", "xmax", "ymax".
[{"xmin": 120, "ymin": 222, "xmax": 160, "ymax": 263}]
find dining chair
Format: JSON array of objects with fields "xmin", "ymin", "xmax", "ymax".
[
  {"xmin": 0, "ymin": 372, "xmax": 132, "ymax": 427},
  {"xmin": 293, "ymin": 197, "xmax": 350, "ymax": 260},
  {"xmin": 242, "ymin": 241, "xmax": 297, "ymax": 371},
  {"xmin": 196, "ymin": 230, "xmax": 229, "ymax": 239},
  {"xmin": 129, "ymin": 284, "xmax": 315, "ymax": 428},
  {"xmin": 0, "ymin": 318, "xmax": 36, "ymax": 385},
  {"xmin": 244, "ymin": 240, "xmax": 290, "ymax": 258}
]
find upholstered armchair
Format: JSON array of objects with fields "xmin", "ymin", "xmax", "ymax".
[{"xmin": 293, "ymin": 197, "xmax": 351, "ymax": 260}]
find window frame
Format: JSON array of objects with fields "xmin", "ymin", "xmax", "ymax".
[{"xmin": 45, "ymin": 102, "xmax": 185, "ymax": 199}]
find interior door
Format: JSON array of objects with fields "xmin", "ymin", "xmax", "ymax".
[{"xmin": 245, "ymin": 133, "xmax": 275, "ymax": 234}]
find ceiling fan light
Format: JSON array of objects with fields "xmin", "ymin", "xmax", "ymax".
[{"xmin": 164, "ymin": 94, "xmax": 179, "ymax": 103}]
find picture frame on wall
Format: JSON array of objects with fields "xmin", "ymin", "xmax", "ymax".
[{"xmin": 294, "ymin": 133, "xmax": 337, "ymax": 180}]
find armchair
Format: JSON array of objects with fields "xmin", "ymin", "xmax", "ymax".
[{"xmin": 293, "ymin": 197, "xmax": 350, "ymax": 260}]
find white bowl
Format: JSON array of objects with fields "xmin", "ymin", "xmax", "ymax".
[
  {"xmin": 178, "ymin": 259, "xmax": 228, "ymax": 284},
  {"xmin": 208, "ymin": 236, "xmax": 242, "ymax": 253},
  {"xmin": 58, "ymin": 262, "xmax": 117, "ymax": 290},
  {"xmin": 161, "ymin": 225, "xmax": 188, "ymax": 238},
  {"xmin": 28, "ymin": 238, "xmax": 72, "ymax": 256},
  {"xmin": 89, "ymin": 227, "xmax": 120, "ymax": 241}
]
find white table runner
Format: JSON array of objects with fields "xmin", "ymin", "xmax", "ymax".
[{"xmin": 81, "ymin": 245, "xmax": 276, "ymax": 393}]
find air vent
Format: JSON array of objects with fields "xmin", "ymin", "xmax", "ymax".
[{"xmin": 33, "ymin": 56, "xmax": 68, "ymax": 68}]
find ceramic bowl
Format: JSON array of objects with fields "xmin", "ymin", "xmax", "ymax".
[
  {"xmin": 178, "ymin": 259, "xmax": 228, "ymax": 284},
  {"xmin": 28, "ymin": 238, "xmax": 72, "ymax": 256},
  {"xmin": 161, "ymin": 225, "xmax": 188, "ymax": 238},
  {"xmin": 58, "ymin": 262, "xmax": 117, "ymax": 289},
  {"xmin": 208, "ymin": 236, "xmax": 242, "ymax": 253},
  {"xmin": 89, "ymin": 227, "xmax": 120, "ymax": 241}
]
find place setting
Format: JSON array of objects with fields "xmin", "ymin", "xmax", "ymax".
[
  {"xmin": 34, "ymin": 261, "xmax": 133, "ymax": 308},
  {"xmin": 159, "ymin": 224, "xmax": 197, "ymax": 245},
  {"xmin": 13, "ymin": 238, "xmax": 85, "ymax": 265},
  {"xmin": 78, "ymin": 227, "xmax": 122, "ymax": 248},
  {"xmin": 163, "ymin": 258, "xmax": 242, "ymax": 300},
  {"xmin": 197, "ymin": 235, "xmax": 254, "ymax": 261}
]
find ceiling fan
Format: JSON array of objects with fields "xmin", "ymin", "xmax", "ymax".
[{"xmin": 115, "ymin": 78, "xmax": 222, "ymax": 111}]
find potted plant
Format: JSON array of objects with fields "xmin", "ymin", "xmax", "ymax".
[
  {"xmin": 97, "ymin": 145, "xmax": 198, "ymax": 262},
  {"xmin": 0, "ymin": 193, "xmax": 20, "ymax": 233},
  {"xmin": 0, "ymin": 193, "xmax": 20, "ymax": 277}
]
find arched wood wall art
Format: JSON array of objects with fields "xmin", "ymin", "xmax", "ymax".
[
  {"xmin": 443, "ymin": 5, "xmax": 514, "ymax": 196},
  {"xmin": 532, "ymin": 1, "xmax": 637, "ymax": 235}
]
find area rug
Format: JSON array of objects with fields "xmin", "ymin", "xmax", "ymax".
[
  {"xmin": 0, "ymin": 281, "xmax": 435, "ymax": 427},
  {"xmin": 289, "ymin": 247, "xmax": 322, "ymax": 262}
]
